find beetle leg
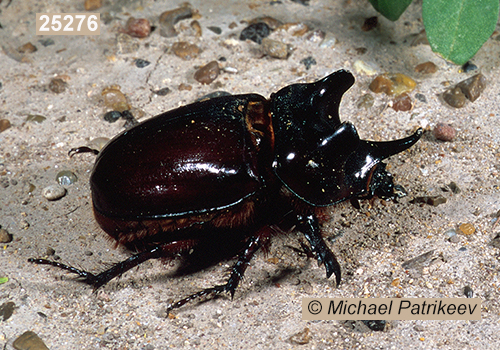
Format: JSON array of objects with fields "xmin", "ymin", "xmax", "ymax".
[
  {"xmin": 28, "ymin": 240, "xmax": 201, "ymax": 289},
  {"xmin": 166, "ymin": 229, "xmax": 269, "ymax": 313},
  {"xmin": 68, "ymin": 146, "xmax": 99, "ymax": 157},
  {"xmin": 296, "ymin": 213, "xmax": 341, "ymax": 286},
  {"xmin": 29, "ymin": 245, "xmax": 165, "ymax": 289}
]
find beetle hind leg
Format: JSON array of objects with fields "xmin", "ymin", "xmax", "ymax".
[
  {"xmin": 28, "ymin": 240, "xmax": 199, "ymax": 290},
  {"xmin": 29, "ymin": 245, "xmax": 166, "ymax": 289}
]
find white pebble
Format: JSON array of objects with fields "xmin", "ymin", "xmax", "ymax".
[{"xmin": 42, "ymin": 184, "xmax": 66, "ymax": 201}]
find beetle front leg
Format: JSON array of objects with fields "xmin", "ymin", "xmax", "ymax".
[{"xmin": 297, "ymin": 213, "xmax": 341, "ymax": 286}]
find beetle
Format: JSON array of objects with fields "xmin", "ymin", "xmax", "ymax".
[{"xmin": 30, "ymin": 70, "xmax": 422, "ymax": 312}]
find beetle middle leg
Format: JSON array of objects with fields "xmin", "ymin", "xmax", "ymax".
[{"xmin": 166, "ymin": 227, "xmax": 272, "ymax": 312}]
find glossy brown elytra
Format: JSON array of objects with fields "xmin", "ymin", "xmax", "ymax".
[{"xmin": 30, "ymin": 70, "xmax": 422, "ymax": 312}]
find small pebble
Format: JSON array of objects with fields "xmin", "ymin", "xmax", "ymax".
[
  {"xmin": 13, "ymin": 331, "xmax": 49, "ymax": 350},
  {"xmin": 153, "ymin": 87, "xmax": 171, "ymax": 96},
  {"xmin": 415, "ymin": 61, "xmax": 437, "ymax": 74},
  {"xmin": 402, "ymin": 250, "xmax": 435, "ymax": 270},
  {"xmin": 463, "ymin": 285, "xmax": 474, "ymax": 298},
  {"xmin": 56, "ymin": 170, "xmax": 77, "ymax": 185},
  {"xmin": 306, "ymin": 29, "xmax": 325, "ymax": 43},
  {"xmin": 288, "ymin": 23, "xmax": 309, "ymax": 36},
  {"xmin": 103, "ymin": 110, "xmax": 122, "ymax": 123},
  {"xmin": 194, "ymin": 61, "xmax": 220, "ymax": 84},
  {"xmin": 84, "ymin": 0, "xmax": 102, "ymax": 11},
  {"xmin": 353, "ymin": 60, "xmax": 378, "ymax": 76},
  {"xmin": 442, "ymin": 86, "xmax": 466, "ymax": 108},
  {"xmin": 190, "ymin": 20, "xmax": 202, "ymax": 37},
  {"xmin": 357, "ymin": 94, "xmax": 374, "ymax": 109},
  {"xmin": 125, "ymin": 17, "xmax": 151, "ymax": 38},
  {"xmin": 43, "ymin": 184, "xmax": 67, "ymax": 201},
  {"xmin": 433, "ymin": 123, "xmax": 456, "ymax": 141},
  {"xmin": 17, "ymin": 42, "xmax": 37, "ymax": 53},
  {"xmin": 223, "ymin": 66, "xmax": 238, "ymax": 74},
  {"xmin": 415, "ymin": 93, "xmax": 427, "ymax": 103},
  {"xmin": 171, "ymin": 41, "xmax": 201, "ymax": 60},
  {"xmin": 410, "ymin": 30, "xmax": 429, "ymax": 46},
  {"xmin": 207, "ymin": 26, "xmax": 222, "ymax": 34},
  {"xmin": 355, "ymin": 47, "xmax": 368, "ymax": 54},
  {"xmin": 461, "ymin": 62, "xmax": 478, "ymax": 73},
  {"xmin": 239, "ymin": 22, "xmax": 270, "ymax": 44},
  {"xmin": 159, "ymin": 4, "xmax": 193, "ymax": 38},
  {"xmin": 369, "ymin": 73, "xmax": 416, "ymax": 96},
  {"xmin": 362, "ymin": 320, "xmax": 386, "ymax": 331},
  {"xmin": 444, "ymin": 228, "xmax": 457, "ymax": 238},
  {"xmin": 46, "ymin": 247, "xmax": 56, "ymax": 256},
  {"xmin": 48, "ymin": 78, "xmax": 67, "ymax": 93},
  {"xmin": 459, "ymin": 223, "xmax": 475, "ymax": 235},
  {"xmin": 178, "ymin": 83, "xmax": 192, "ymax": 91},
  {"xmin": 0, "ymin": 119, "xmax": 11, "ymax": 132},
  {"xmin": 300, "ymin": 56, "xmax": 316, "ymax": 70},
  {"xmin": 456, "ymin": 73, "xmax": 486, "ymax": 102},
  {"xmin": 88, "ymin": 137, "xmax": 110, "ymax": 151},
  {"xmin": 414, "ymin": 325, "xmax": 425, "ymax": 332},
  {"xmin": 410, "ymin": 196, "xmax": 447, "ymax": 206},
  {"xmin": 449, "ymin": 235, "xmax": 460, "ymax": 243},
  {"xmin": 26, "ymin": 115, "xmax": 46, "ymax": 123},
  {"xmin": 362, "ymin": 16, "xmax": 378, "ymax": 31},
  {"xmin": 488, "ymin": 233, "xmax": 500, "ymax": 249},
  {"xmin": 289, "ymin": 327, "xmax": 311, "ymax": 345},
  {"xmin": 0, "ymin": 228, "xmax": 12, "ymax": 243},
  {"xmin": 116, "ymin": 33, "xmax": 140, "ymax": 54},
  {"xmin": 392, "ymin": 93, "xmax": 412, "ymax": 112},
  {"xmin": 0, "ymin": 301, "xmax": 16, "ymax": 321},
  {"xmin": 319, "ymin": 31, "xmax": 337, "ymax": 48},
  {"xmin": 134, "ymin": 58, "xmax": 150, "ymax": 68},
  {"xmin": 291, "ymin": 0, "xmax": 310, "ymax": 5},
  {"xmin": 102, "ymin": 86, "xmax": 130, "ymax": 112},
  {"xmin": 447, "ymin": 181, "xmax": 461, "ymax": 194},
  {"xmin": 261, "ymin": 38, "xmax": 290, "ymax": 59},
  {"xmin": 38, "ymin": 38, "xmax": 54, "ymax": 47}
]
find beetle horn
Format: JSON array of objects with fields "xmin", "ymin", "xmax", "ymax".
[
  {"xmin": 311, "ymin": 70, "xmax": 355, "ymax": 124},
  {"xmin": 362, "ymin": 128, "xmax": 423, "ymax": 161}
]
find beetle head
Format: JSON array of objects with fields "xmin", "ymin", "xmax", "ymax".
[{"xmin": 271, "ymin": 70, "xmax": 422, "ymax": 206}]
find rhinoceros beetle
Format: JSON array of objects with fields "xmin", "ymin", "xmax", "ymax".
[{"xmin": 30, "ymin": 70, "xmax": 422, "ymax": 312}]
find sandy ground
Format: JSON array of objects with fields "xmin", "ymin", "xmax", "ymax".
[{"xmin": 1, "ymin": 0, "xmax": 500, "ymax": 349}]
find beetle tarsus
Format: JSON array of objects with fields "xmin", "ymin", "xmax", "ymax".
[
  {"xmin": 297, "ymin": 214, "xmax": 341, "ymax": 286},
  {"xmin": 68, "ymin": 146, "xmax": 100, "ymax": 157},
  {"xmin": 28, "ymin": 258, "xmax": 98, "ymax": 284}
]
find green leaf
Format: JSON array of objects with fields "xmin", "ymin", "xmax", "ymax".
[
  {"xmin": 423, "ymin": 0, "xmax": 499, "ymax": 65},
  {"xmin": 369, "ymin": 0, "xmax": 413, "ymax": 21},
  {"xmin": 0, "ymin": 277, "xmax": 8, "ymax": 284}
]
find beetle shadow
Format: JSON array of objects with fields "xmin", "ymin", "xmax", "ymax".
[{"xmin": 165, "ymin": 229, "xmax": 253, "ymax": 277}]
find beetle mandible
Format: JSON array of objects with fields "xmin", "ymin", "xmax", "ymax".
[{"xmin": 30, "ymin": 70, "xmax": 422, "ymax": 312}]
